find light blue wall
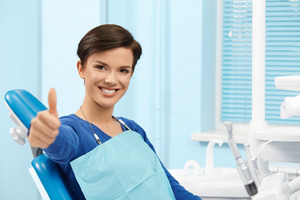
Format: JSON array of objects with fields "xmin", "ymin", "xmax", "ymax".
[
  {"xmin": 41, "ymin": 0, "xmax": 101, "ymax": 115},
  {"xmin": 200, "ymin": 0, "xmax": 242, "ymax": 168},
  {"xmin": 106, "ymin": 0, "xmax": 238, "ymax": 169},
  {"xmin": 107, "ymin": 0, "xmax": 170, "ymax": 162},
  {"xmin": 167, "ymin": 0, "xmax": 204, "ymax": 168},
  {"xmin": 106, "ymin": 0, "xmax": 224, "ymax": 169},
  {"xmin": 0, "ymin": 0, "xmax": 40, "ymax": 199},
  {"xmin": 201, "ymin": 0, "xmax": 217, "ymax": 132},
  {"xmin": 40, "ymin": 0, "xmax": 228, "ymax": 171}
]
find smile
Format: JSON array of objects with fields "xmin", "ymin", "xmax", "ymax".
[{"xmin": 99, "ymin": 87, "xmax": 118, "ymax": 94}]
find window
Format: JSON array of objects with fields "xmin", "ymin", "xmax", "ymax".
[{"xmin": 221, "ymin": 0, "xmax": 300, "ymax": 125}]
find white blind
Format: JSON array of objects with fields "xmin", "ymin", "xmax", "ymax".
[{"xmin": 221, "ymin": 0, "xmax": 300, "ymax": 125}]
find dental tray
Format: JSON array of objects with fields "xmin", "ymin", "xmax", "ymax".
[{"xmin": 275, "ymin": 75, "xmax": 300, "ymax": 91}]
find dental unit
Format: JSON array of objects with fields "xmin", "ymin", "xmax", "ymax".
[
  {"xmin": 246, "ymin": 0, "xmax": 300, "ymax": 199},
  {"xmin": 5, "ymin": 89, "xmax": 73, "ymax": 200},
  {"xmin": 248, "ymin": 75, "xmax": 300, "ymax": 200},
  {"xmin": 225, "ymin": 75, "xmax": 300, "ymax": 200},
  {"xmin": 169, "ymin": 139, "xmax": 250, "ymax": 200},
  {"xmin": 176, "ymin": 1, "xmax": 300, "ymax": 198}
]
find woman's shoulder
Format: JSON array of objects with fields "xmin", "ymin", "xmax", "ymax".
[
  {"xmin": 117, "ymin": 117, "xmax": 140, "ymax": 128},
  {"xmin": 118, "ymin": 117, "xmax": 155, "ymax": 152},
  {"xmin": 117, "ymin": 117, "xmax": 146, "ymax": 136},
  {"xmin": 59, "ymin": 114, "xmax": 84, "ymax": 128},
  {"xmin": 60, "ymin": 113, "xmax": 77, "ymax": 121}
]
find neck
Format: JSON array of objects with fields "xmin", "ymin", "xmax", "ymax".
[{"xmin": 76, "ymin": 96, "xmax": 115, "ymax": 124}]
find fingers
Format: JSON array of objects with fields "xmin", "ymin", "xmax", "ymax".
[
  {"xmin": 33, "ymin": 112, "xmax": 61, "ymax": 133},
  {"xmin": 36, "ymin": 111, "xmax": 61, "ymax": 129},
  {"xmin": 48, "ymin": 88, "xmax": 58, "ymax": 118},
  {"xmin": 28, "ymin": 128, "xmax": 57, "ymax": 149},
  {"xmin": 28, "ymin": 88, "xmax": 61, "ymax": 149},
  {"xmin": 29, "ymin": 111, "xmax": 61, "ymax": 149}
]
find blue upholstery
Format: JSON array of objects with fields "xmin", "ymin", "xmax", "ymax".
[
  {"xmin": 5, "ymin": 89, "xmax": 73, "ymax": 200},
  {"xmin": 32, "ymin": 154, "xmax": 73, "ymax": 200},
  {"xmin": 5, "ymin": 89, "xmax": 47, "ymax": 129}
]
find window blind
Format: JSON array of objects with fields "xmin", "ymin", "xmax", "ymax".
[{"xmin": 221, "ymin": 0, "xmax": 300, "ymax": 125}]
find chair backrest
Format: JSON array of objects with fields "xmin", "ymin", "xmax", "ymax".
[
  {"xmin": 5, "ymin": 89, "xmax": 73, "ymax": 200},
  {"xmin": 32, "ymin": 154, "xmax": 73, "ymax": 200}
]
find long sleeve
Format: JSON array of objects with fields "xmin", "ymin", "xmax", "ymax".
[
  {"xmin": 162, "ymin": 164, "xmax": 201, "ymax": 200},
  {"xmin": 44, "ymin": 120, "xmax": 79, "ymax": 164},
  {"xmin": 42, "ymin": 115, "xmax": 201, "ymax": 200}
]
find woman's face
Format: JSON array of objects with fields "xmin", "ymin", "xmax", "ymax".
[{"xmin": 78, "ymin": 47, "xmax": 134, "ymax": 110}]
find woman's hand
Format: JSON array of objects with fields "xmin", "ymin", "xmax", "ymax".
[{"xmin": 28, "ymin": 88, "xmax": 61, "ymax": 149}]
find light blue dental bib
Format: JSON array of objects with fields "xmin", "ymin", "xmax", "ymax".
[{"xmin": 70, "ymin": 130, "xmax": 175, "ymax": 200}]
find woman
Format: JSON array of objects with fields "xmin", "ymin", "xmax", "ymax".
[{"xmin": 29, "ymin": 24, "xmax": 201, "ymax": 200}]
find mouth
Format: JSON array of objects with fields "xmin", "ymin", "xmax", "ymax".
[{"xmin": 99, "ymin": 87, "xmax": 119, "ymax": 95}]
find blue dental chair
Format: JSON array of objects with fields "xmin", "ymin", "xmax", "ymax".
[{"xmin": 5, "ymin": 89, "xmax": 73, "ymax": 200}]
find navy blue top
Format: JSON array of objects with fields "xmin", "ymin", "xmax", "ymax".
[{"xmin": 44, "ymin": 114, "xmax": 201, "ymax": 200}]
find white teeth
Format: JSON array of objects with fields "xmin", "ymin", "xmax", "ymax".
[{"xmin": 101, "ymin": 88, "xmax": 116, "ymax": 94}]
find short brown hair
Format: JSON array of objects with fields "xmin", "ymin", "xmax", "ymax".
[{"xmin": 77, "ymin": 24, "xmax": 142, "ymax": 71}]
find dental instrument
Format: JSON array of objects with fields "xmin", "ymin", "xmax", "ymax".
[
  {"xmin": 244, "ymin": 144, "xmax": 261, "ymax": 186},
  {"xmin": 224, "ymin": 121, "xmax": 258, "ymax": 196}
]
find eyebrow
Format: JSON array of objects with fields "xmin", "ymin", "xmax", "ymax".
[
  {"xmin": 94, "ymin": 60, "xmax": 108, "ymax": 66},
  {"xmin": 94, "ymin": 60, "xmax": 132, "ymax": 69}
]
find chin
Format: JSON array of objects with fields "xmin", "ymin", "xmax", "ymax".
[{"xmin": 95, "ymin": 101, "xmax": 117, "ymax": 109}]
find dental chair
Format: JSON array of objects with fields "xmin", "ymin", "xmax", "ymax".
[{"xmin": 5, "ymin": 89, "xmax": 74, "ymax": 200}]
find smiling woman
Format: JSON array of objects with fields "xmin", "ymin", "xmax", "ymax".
[
  {"xmin": 77, "ymin": 48, "xmax": 134, "ymax": 111},
  {"xmin": 28, "ymin": 24, "xmax": 201, "ymax": 200}
]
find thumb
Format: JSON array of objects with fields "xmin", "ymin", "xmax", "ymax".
[{"xmin": 48, "ymin": 88, "xmax": 58, "ymax": 118}]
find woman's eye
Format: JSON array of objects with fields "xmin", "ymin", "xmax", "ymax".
[
  {"xmin": 96, "ymin": 65, "xmax": 106, "ymax": 70},
  {"xmin": 120, "ymin": 69, "xmax": 130, "ymax": 74}
]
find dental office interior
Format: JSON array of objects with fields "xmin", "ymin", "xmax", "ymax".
[{"xmin": 1, "ymin": 0, "xmax": 300, "ymax": 199}]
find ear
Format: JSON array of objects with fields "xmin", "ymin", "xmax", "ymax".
[{"xmin": 77, "ymin": 60, "xmax": 85, "ymax": 79}]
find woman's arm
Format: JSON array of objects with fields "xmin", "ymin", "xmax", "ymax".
[
  {"xmin": 43, "ymin": 123, "xmax": 79, "ymax": 164},
  {"xmin": 161, "ymin": 161, "xmax": 201, "ymax": 200},
  {"xmin": 143, "ymin": 134, "xmax": 201, "ymax": 200},
  {"xmin": 28, "ymin": 89, "xmax": 79, "ymax": 164}
]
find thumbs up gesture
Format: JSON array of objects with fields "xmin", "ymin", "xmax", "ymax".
[{"xmin": 28, "ymin": 88, "xmax": 61, "ymax": 149}]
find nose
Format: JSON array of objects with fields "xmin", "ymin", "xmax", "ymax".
[{"xmin": 104, "ymin": 71, "xmax": 117, "ymax": 85}]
